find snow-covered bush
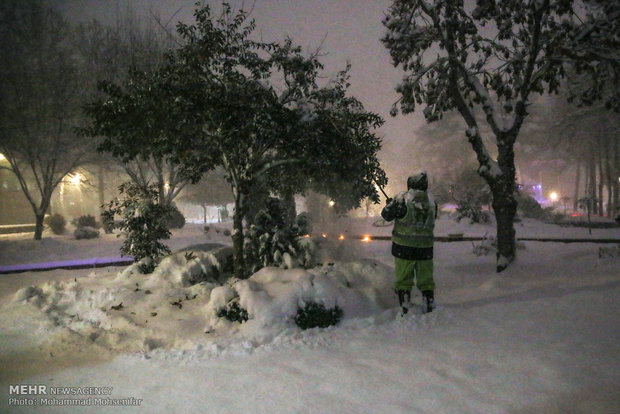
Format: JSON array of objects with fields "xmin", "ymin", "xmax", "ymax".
[
  {"xmin": 45, "ymin": 213, "xmax": 66, "ymax": 234},
  {"xmin": 294, "ymin": 302, "xmax": 343, "ymax": 330},
  {"xmin": 244, "ymin": 198, "xmax": 313, "ymax": 276},
  {"xmin": 74, "ymin": 226, "xmax": 99, "ymax": 240},
  {"xmin": 472, "ymin": 235, "xmax": 496, "ymax": 256},
  {"xmin": 105, "ymin": 182, "xmax": 173, "ymax": 273},
  {"xmin": 455, "ymin": 196, "xmax": 490, "ymax": 224}
]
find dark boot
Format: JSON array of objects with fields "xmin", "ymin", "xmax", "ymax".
[
  {"xmin": 397, "ymin": 290, "xmax": 411, "ymax": 315},
  {"xmin": 422, "ymin": 290, "xmax": 435, "ymax": 313}
]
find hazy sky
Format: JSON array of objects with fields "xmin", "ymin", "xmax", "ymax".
[{"xmin": 54, "ymin": 0, "xmax": 429, "ymax": 189}]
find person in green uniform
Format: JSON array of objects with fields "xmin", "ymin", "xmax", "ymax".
[{"xmin": 381, "ymin": 172, "xmax": 437, "ymax": 314}]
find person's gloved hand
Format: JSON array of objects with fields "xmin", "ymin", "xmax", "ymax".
[{"xmin": 386, "ymin": 197, "xmax": 393, "ymax": 204}]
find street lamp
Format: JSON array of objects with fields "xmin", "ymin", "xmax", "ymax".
[
  {"xmin": 71, "ymin": 173, "xmax": 82, "ymax": 186},
  {"xmin": 549, "ymin": 191, "xmax": 558, "ymax": 202}
]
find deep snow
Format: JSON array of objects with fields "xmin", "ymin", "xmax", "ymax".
[{"xmin": 1, "ymin": 217, "xmax": 619, "ymax": 413}]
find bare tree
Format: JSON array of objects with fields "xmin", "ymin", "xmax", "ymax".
[{"xmin": 0, "ymin": 0, "xmax": 97, "ymax": 239}]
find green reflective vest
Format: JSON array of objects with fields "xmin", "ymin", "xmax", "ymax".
[{"xmin": 392, "ymin": 189, "xmax": 435, "ymax": 248}]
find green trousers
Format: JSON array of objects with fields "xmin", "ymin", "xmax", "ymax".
[{"xmin": 394, "ymin": 257, "xmax": 435, "ymax": 292}]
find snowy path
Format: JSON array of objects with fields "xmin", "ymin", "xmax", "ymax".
[
  {"xmin": 1, "ymin": 221, "xmax": 619, "ymax": 413},
  {"xmin": 2, "ymin": 268, "xmax": 619, "ymax": 413}
]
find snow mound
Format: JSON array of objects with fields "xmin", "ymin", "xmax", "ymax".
[{"xmin": 13, "ymin": 251, "xmax": 398, "ymax": 356}]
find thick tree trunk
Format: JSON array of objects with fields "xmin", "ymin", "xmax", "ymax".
[
  {"xmin": 492, "ymin": 191, "xmax": 517, "ymax": 272},
  {"xmin": 490, "ymin": 135, "xmax": 518, "ymax": 272},
  {"xmin": 281, "ymin": 190, "xmax": 296, "ymax": 226}
]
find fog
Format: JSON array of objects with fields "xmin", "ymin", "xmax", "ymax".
[{"xmin": 1, "ymin": 0, "xmax": 617, "ymax": 226}]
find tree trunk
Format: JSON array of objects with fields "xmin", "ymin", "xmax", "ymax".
[
  {"xmin": 597, "ymin": 148, "xmax": 604, "ymax": 216},
  {"xmin": 573, "ymin": 161, "xmax": 581, "ymax": 211},
  {"xmin": 489, "ymin": 134, "xmax": 518, "ymax": 272},
  {"xmin": 231, "ymin": 189, "xmax": 247, "ymax": 279},
  {"xmin": 586, "ymin": 151, "xmax": 597, "ymax": 213},
  {"xmin": 613, "ymin": 133, "xmax": 619, "ymax": 218},
  {"xmin": 34, "ymin": 213, "xmax": 45, "ymax": 240},
  {"xmin": 604, "ymin": 138, "xmax": 613, "ymax": 218},
  {"xmin": 281, "ymin": 190, "xmax": 296, "ymax": 226}
]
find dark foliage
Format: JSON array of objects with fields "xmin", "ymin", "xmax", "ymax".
[
  {"xmin": 244, "ymin": 198, "xmax": 312, "ymax": 276},
  {"xmin": 217, "ymin": 298, "xmax": 249, "ymax": 323},
  {"xmin": 105, "ymin": 182, "xmax": 173, "ymax": 272},
  {"xmin": 455, "ymin": 197, "xmax": 490, "ymax": 224},
  {"xmin": 294, "ymin": 302, "xmax": 343, "ymax": 330},
  {"xmin": 72, "ymin": 214, "xmax": 99, "ymax": 229},
  {"xmin": 45, "ymin": 213, "xmax": 66, "ymax": 235},
  {"xmin": 166, "ymin": 205, "xmax": 186, "ymax": 229}
]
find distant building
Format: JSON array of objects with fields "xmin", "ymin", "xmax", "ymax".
[{"xmin": 0, "ymin": 169, "xmax": 34, "ymax": 225}]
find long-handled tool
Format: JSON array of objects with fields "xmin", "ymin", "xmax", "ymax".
[{"xmin": 373, "ymin": 177, "xmax": 390, "ymax": 200}]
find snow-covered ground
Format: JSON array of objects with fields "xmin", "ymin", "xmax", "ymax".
[{"xmin": 1, "ymin": 217, "xmax": 619, "ymax": 413}]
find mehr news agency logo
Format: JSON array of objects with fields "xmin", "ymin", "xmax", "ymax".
[{"xmin": 7, "ymin": 384, "xmax": 143, "ymax": 407}]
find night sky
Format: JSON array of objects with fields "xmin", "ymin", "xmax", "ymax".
[{"xmin": 54, "ymin": 0, "xmax": 425, "ymax": 190}]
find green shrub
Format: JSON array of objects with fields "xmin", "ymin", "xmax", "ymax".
[
  {"xmin": 455, "ymin": 196, "xmax": 490, "ymax": 224},
  {"xmin": 101, "ymin": 209, "xmax": 116, "ymax": 233},
  {"xmin": 217, "ymin": 298, "xmax": 249, "ymax": 323},
  {"xmin": 167, "ymin": 206, "xmax": 186, "ymax": 229},
  {"xmin": 105, "ymin": 182, "xmax": 173, "ymax": 273},
  {"xmin": 244, "ymin": 198, "xmax": 313, "ymax": 276},
  {"xmin": 516, "ymin": 194, "xmax": 546, "ymax": 219},
  {"xmin": 73, "ymin": 214, "xmax": 99, "ymax": 229},
  {"xmin": 294, "ymin": 302, "xmax": 343, "ymax": 330},
  {"xmin": 45, "ymin": 213, "xmax": 66, "ymax": 235}
]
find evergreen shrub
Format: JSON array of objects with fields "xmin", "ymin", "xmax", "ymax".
[
  {"xmin": 217, "ymin": 298, "xmax": 249, "ymax": 323},
  {"xmin": 167, "ymin": 206, "xmax": 186, "ymax": 229},
  {"xmin": 73, "ymin": 214, "xmax": 99, "ymax": 229},
  {"xmin": 105, "ymin": 182, "xmax": 173, "ymax": 273},
  {"xmin": 294, "ymin": 302, "xmax": 343, "ymax": 330},
  {"xmin": 45, "ymin": 213, "xmax": 66, "ymax": 234}
]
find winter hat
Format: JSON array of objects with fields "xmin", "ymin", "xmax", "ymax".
[{"xmin": 407, "ymin": 172, "xmax": 428, "ymax": 191}]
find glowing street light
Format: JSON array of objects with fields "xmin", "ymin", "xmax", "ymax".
[
  {"xmin": 328, "ymin": 200, "xmax": 335, "ymax": 207},
  {"xmin": 549, "ymin": 191, "xmax": 558, "ymax": 202},
  {"xmin": 361, "ymin": 235, "xmax": 371, "ymax": 242},
  {"xmin": 70, "ymin": 173, "xmax": 82, "ymax": 186},
  {"xmin": 0, "ymin": 153, "xmax": 5, "ymax": 160}
]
